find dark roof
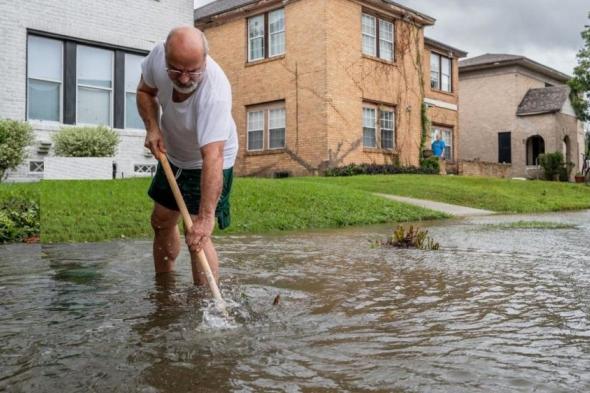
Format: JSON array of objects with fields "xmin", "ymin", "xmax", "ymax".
[
  {"xmin": 195, "ymin": 0, "xmax": 435, "ymax": 25},
  {"xmin": 459, "ymin": 53, "xmax": 571, "ymax": 83},
  {"xmin": 194, "ymin": 0, "xmax": 256, "ymax": 21},
  {"xmin": 424, "ymin": 37, "xmax": 467, "ymax": 58},
  {"xmin": 516, "ymin": 85, "xmax": 570, "ymax": 116}
]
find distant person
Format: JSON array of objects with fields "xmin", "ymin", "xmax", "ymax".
[
  {"xmin": 136, "ymin": 26, "xmax": 238, "ymax": 285},
  {"xmin": 431, "ymin": 132, "xmax": 446, "ymax": 160}
]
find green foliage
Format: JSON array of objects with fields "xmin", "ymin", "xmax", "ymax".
[
  {"xmin": 0, "ymin": 119, "xmax": 34, "ymax": 181},
  {"xmin": 379, "ymin": 225, "xmax": 440, "ymax": 250},
  {"xmin": 39, "ymin": 177, "xmax": 446, "ymax": 243},
  {"xmin": 324, "ymin": 163, "xmax": 437, "ymax": 177},
  {"xmin": 420, "ymin": 102, "xmax": 431, "ymax": 160},
  {"xmin": 538, "ymin": 151, "xmax": 574, "ymax": 181},
  {"xmin": 52, "ymin": 126, "xmax": 120, "ymax": 157},
  {"xmin": 568, "ymin": 12, "xmax": 590, "ymax": 121},
  {"xmin": 0, "ymin": 187, "xmax": 40, "ymax": 243},
  {"xmin": 420, "ymin": 156, "xmax": 440, "ymax": 172}
]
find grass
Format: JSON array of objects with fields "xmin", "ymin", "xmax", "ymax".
[
  {"xmin": 292, "ymin": 175, "xmax": 590, "ymax": 213},
  {"xmin": 483, "ymin": 221, "xmax": 576, "ymax": 230},
  {"xmin": 39, "ymin": 177, "xmax": 446, "ymax": 243}
]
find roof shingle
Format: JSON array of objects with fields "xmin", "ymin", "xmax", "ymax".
[{"xmin": 516, "ymin": 85, "xmax": 570, "ymax": 116}]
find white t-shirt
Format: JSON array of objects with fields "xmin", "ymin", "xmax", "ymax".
[{"xmin": 141, "ymin": 42, "xmax": 238, "ymax": 169}]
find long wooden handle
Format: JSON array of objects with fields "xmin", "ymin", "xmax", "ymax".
[{"xmin": 158, "ymin": 154, "xmax": 227, "ymax": 313}]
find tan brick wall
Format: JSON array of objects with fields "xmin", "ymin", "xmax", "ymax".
[
  {"xmin": 324, "ymin": 0, "xmax": 425, "ymax": 167},
  {"xmin": 457, "ymin": 160, "xmax": 511, "ymax": 178},
  {"xmin": 201, "ymin": 0, "xmax": 443, "ymax": 176},
  {"xmin": 459, "ymin": 65, "xmax": 583, "ymax": 179},
  {"xmin": 202, "ymin": 0, "xmax": 329, "ymax": 176}
]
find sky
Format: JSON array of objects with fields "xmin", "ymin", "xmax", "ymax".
[{"xmin": 194, "ymin": 0, "xmax": 589, "ymax": 75}]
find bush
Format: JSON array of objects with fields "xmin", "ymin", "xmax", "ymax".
[
  {"xmin": 538, "ymin": 152, "xmax": 574, "ymax": 181},
  {"xmin": 324, "ymin": 163, "xmax": 438, "ymax": 177},
  {"xmin": 420, "ymin": 156, "xmax": 440, "ymax": 172},
  {"xmin": 0, "ymin": 119, "xmax": 34, "ymax": 181},
  {"xmin": 52, "ymin": 126, "xmax": 120, "ymax": 157},
  {"xmin": 0, "ymin": 192, "xmax": 40, "ymax": 243}
]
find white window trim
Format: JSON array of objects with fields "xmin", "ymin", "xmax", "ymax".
[
  {"xmin": 268, "ymin": 9, "xmax": 285, "ymax": 58},
  {"xmin": 361, "ymin": 14, "xmax": 377, "ymax": 57},
  {"xmin": 246, "ymin": 110, "xmax": 265, "ymax": 152},
  {"xmin": 363, "ymin": 104, "xmax": 396, "ymax": 149},
  {"xmin": 248, "ymin": 15, "xmax": 266, "ymax": 62},
  {"xmin": 27, "ymin": 37, "xmax": 64, "ymax": 123},
  {"xmin": 75, "ymin": 46, "xmax": 114, "ymax": 127},
  {"xmin": 378, "ymin": 19, "xmax": 394, "ymax": 61},
  {"xmin": 380, "ymin": 109, "xmax": 395, "ymax": 149},
  {"xmin": 268, "ymin": 108, "xmax": 286, "ymax": 150}
]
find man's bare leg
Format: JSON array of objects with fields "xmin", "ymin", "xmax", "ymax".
[
  {"xmin": 189, "ymin": 237, "xmax": 219, "ymax": 286},
  {"xmin": 151, "ymin": 203, "xmax": 181, "ymax": 274}
]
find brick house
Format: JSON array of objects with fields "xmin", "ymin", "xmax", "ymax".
[
  {"xmin": 0, "ymin": 0, "xmax": 193, "ymax": 181},
  {"xmin": 195, "ymin": 0, "xmax": 466, "ymax": 176},
  {"xmin": 459, "ymin": 54, "xmax": 585, "ymax": 179}
]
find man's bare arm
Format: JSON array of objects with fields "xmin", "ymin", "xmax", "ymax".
[{"xmin": 136, "ymin": 76, "xmax": 166, "ymax": 155}]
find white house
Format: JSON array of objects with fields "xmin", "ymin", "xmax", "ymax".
[{"xmin": 0, "ymin": 0, "xmax": 194, "ymax": 181}]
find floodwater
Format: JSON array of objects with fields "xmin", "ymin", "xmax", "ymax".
[{"xmin": 1, "ymin": 211, "xmax": 590, "ymax": 393}]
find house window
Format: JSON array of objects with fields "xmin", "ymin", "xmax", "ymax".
[
  {"xmin": 248, "ymin": 8, "xmax": 285, "ymax": 62},
  {"xmin": 247, "ymin": 103, "xmax": 286, "ymax": 151},
  {"xmin": 27, "ymin": 36, "xmax": 63, "ymax": 122},
  {"xmin": 362, "ymin": 13, "xmax": 394, "ymax": 61},
  {"xmin": 26, "ymin": 33, "xmax": 147, "ymax": 129},
  {"xmin": 77, "ymin": 45, "xmax": 113, "ymax": 126},
  {"xmin": 430, "ymin": 53, "xmax": 452, "ymax": 92},
  {"xmin": 247, "ymin": 110, "xmax": 264, "ymax": 151},
  {"xmin": 125, "ymin": 53, "xmax": 146, "ymax": 129},
  {"xmin": 363, "ymin": 104, "xmax": 395, "ymax": 149},
  {"xmin": 431, "ymin": 126, "xmax": 453, "ymax": 160},
  {"xmin": 269, "ymin": 108, "xmax": 286, "ymax": 149},
  {"xmin": 29, "ymin": 161, "xmax": 44, "ymax": 173}
]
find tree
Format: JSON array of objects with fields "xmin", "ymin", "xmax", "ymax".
[
  {"xmin": 0, "ymin": 120, "xmax": 34, "ymax": 182},
  {"xmin": 569, "ymin": 12, "xmax": 590, "ymax": 122}
]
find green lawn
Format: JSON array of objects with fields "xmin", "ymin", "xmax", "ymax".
[
  {"xmin": 4, "ymin": 173, "xmax": 590, "ymax": 244},
  {"xmin": 39, "ymin": 177, "xmax": 446, "ymax": 243},
  {"xmin": 291, "ymin": 175, "xmax": 590, "ymax": 213}
]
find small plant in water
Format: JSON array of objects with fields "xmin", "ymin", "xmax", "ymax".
[{"xmin": 379, "ymin": 225, "xmax": 440, "ymax": 250}]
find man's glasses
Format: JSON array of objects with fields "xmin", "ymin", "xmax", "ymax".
[{"xmin": 166, "ymin": 68, "xmax": 204, "ymax": 80}]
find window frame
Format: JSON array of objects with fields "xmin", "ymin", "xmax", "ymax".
[
  {"xmin": 246, "ymin": 101, "xmax": 287, "ymax": 152},
  {"xmin": 25, "ymin": 30, "xmax": 148, "ymax": 129},
  {"xmin": 363, "ymin": 103, "xmax": 396, "ymax": 150},
  {"xmin": 361, "ymin": 12, "xmax": 395, "ymax": 62},
  {"xmin": 247, "ymin": 8, "xmax": 285, "ymax": 63},
  {"xmin": 75, "ymin": 44, "xmax": 115, "ymax": 127},
  {"xmin": 430, "ymin": 125, "xmax": 454, "ymax": 161},
  {"xmin": 430, "ymin": 51, "xmax": 453, "ymax": 93},
  {"xmin": 26, "ymin": 35, "xmax": 64, "ymax": 123}
]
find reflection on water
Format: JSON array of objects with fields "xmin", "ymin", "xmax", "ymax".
[{"xmin": 1, "ymin": 211, "xmax": 590, "ymax": 392}]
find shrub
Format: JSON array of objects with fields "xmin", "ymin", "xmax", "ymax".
[
  {"xmin": 538, "ymin": 152, "xmax": 573, "ymax": 181},
  {"xmin": 420, "ymin": 156, "xmax": 440, "ymax": 172},
  {"xmin": 52, "ymin": 126, "xmax": 120, "ymax": 157},
  {"xmin": 0, "ymin": 192, "xmax": 40, "ymax": 243},
  {"xmin": 0, "ymin": 119, "xmax": 34, "ymax": 181},
  {"xmin": 324, "ymin": 163, "xmax": 437, "ymax": 177},
  {"xmin": 378, "ymin": 225, "xmax": 440, "ymax": 250}
]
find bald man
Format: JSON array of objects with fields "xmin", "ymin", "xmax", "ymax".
[{"xmin": 137, "ymin": 26, "xmax": 238, "ymax": 285}]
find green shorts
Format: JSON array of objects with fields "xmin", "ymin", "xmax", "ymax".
[{"xmin": 147, "ymin": 162, "xmax": 234, "ymax": 230}]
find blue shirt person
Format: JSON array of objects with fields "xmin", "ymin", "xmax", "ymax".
[{"xmin": 431, "ymin": 133, "xmax": 446, "ymax": 159}]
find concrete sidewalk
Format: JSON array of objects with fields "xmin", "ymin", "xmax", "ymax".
[{"xmin": 375, "ymin": 193, "xmax": 494, "ymax": 217}]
